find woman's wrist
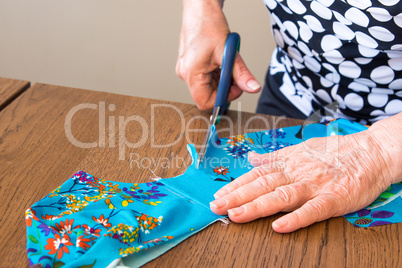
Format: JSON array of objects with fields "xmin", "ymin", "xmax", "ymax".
[
  {"xmin": 182, "ymin": 0, "xmax": 226, "ymax": 22},
  {"xmin": 181, "ymin": 0, "xmax": 229, "ymax": 41},
  {"xmin": 367, "ymin": 113, "xmax": 402, "ymax": 184},
  {"xmin": 183, "ymin": 0, "xmax": 223, "ymax": 9}
]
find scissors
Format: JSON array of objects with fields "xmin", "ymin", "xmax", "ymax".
[{"xmin": 197, "ymin": 32, "xmax": 241, "ymax": 169}]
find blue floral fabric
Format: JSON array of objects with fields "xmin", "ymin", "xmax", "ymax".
[
  {"xmin": 25, "ymin": 171, "xmax": 222, "ymax": 267},
  {"xmin": 344, "ymin": 183, "xmax": 402, "ymax": 227},
  {"xmin": 26, "ymin": 119, "xmax": 402, "ymax": 267}
]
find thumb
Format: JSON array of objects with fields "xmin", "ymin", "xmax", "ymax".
[{"xmin": 232, "ymin": 53, "xmax": 261, "ymax": 93}]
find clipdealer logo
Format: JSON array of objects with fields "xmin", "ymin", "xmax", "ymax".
[
  {"xmin": 63, "ymin": 101, "xmax": 283, "ymax": 162},
  {"xmin": 63, "ymin": 101, "xmax": 343, "ymax": 169},
  {"xmin": 65, "ymin": 102, "xmax": 188, "ymax": 160}
]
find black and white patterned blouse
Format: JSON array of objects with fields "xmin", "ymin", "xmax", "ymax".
[{"xmin": 258, "ymin": 0, "xmax": 402, "ymax": 124}]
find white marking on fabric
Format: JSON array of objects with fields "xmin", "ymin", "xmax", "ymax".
[
  {"xmin": 354, "ymin": 57, "xmax": 372, "ymax": 65},
  {"xmin": 288, "ymin": 47, "xmax": 303, "ymax": 62},
  {"xmin": 389, "ymin": 78, "xmax": 402, "ymax": 89},
  {"xmin": 273, "ymin": 29, "xmax": 285, "ymax": 48},
  {"xmin": 378, "ymin": 0, "xmax": 399, "ymax": 6},
  {"xmin": 368, "ymin": 26, "xmax": 395, "ymax": 42},
  {"xmin": 333, "ymin": 11, "xmax": 352, "ymax": 25},
  {"xmin": 345, "ymin": 7, "xmax": 369, "ymax": 27},
  {"xmin": 311, "ymin": 1, "xmax": 333, "ymax": 20},
  {"xmin": 287, "ymin": 0, "xmax": 307, "ymax": 14},
  {"xmin": 344, "ymin": 93, "xmax": 364, "ymax": 111},
  {"xmin": 339, "ymin": 61, "xmax": 362, "ymax": 78},
  {"xmin": 323, "ymin": 50, "xmax": 345, "ymax": 64},
  {"xmin": 358, "ymin": 44, "xmax": 379, "ymax": 57},
  {"xmin": 367, "ymin": 93, "xmax": 389, "ymax": 107},
  {"xmin": 367, "ymin": 7, "xmax": 392, "ymax": 22},
  {"xmin": 333, "ymin": 22, "xmax": 355, "ymax": 40},
  {"xmin": 388, "ymin": 58, "xmax": 402, "ymax": 71},
  {"xmin": 370, "ymin": 66, "xmax": 395, "ymax": 84},
  {"xmin": 348, "ymin": 81, "xmax": 370, "ymax": 92},
  {"xmin": 316, "ymin": 89, "xmax": 333, "ymax": 103},
  {"xmin": 263, "ymin": 0, "xmax": 277, "ymax": 9},
  {"xmin": 321, "ymin": 34, "xmax": 343, "ymax": 52},
  {"xmin": 317, "ymin": 0, "xmax": 335, "ymax": 7},
  {"xmin": 356, "ymin": 32, "xmax": 379, "ymax": 49},
  {"xmin": 354, "ymin": 78, "xmax": 377, "ymax": 87},
  {"xmin": 283, "ymin": 21, "xmax": 299, "ymax": 40},
  {"xmin": 394, "ymin": 13, "xmax": 402, "ymax": 28},
  {"xmin": 304, "ymin": 56, "xmax": 321, "ymax": 72},
  {"xmin": 304, "ymin": 15, "xmax": 326, "ymax": 32},
  {"xmin": 385, "ymin": 99, "xmax": 402, "ymax": 114},
  {"xmin": 297, "ymin": 21, "xmax": 313, "ymax": 42},
  {"xmin": 347, "ymin": 0, "xmax": 372, "ymax": 10}
]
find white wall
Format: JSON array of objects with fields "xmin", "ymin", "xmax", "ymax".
[{"xmin": 0, "ymin": 0, "xmax": 275, "ymax": 113}]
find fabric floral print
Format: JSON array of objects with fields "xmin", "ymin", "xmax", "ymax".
[
  {"xmin": 26, "ymin": 170, "xmax": 221, "ymax": 267},
  {"xmin": 214, "ymin": 166, "xmax": 229, "ymax": 175},
  {"xmin": 223, "ymin": 134, "xmax": 255, "ymax": 159},
  {"xmin": 26, "ymin": 119, "xmax": 402, "ymax": 267},
  {"xmin": 212, "ymin": 166, "xmax": 234, "ymax": 182},
  {"xmin": 344, "ymin": 183, "xmax": 402, "ymax": 227},
  {"xmin": 44, "ymin": 233, "xmax": 73, "ymax": 260}
]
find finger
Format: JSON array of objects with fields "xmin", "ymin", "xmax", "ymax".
[
  {"xmin": 272, "ymin": 196, "xmax": 335, "ymax": 233},
  {"xmin": 188, "ymin": 70, "xmax": 219, "ymax": 110},
  {"xmin": 182, "ymin": 45, "xmax": 223, "ymax": 110},
  {"xmin": 231, "ymin": 53, "xmax": 261, "ymax": 93},
  {"xmin": 191, "ymin": 70, "xmax": 244, "ymax": 109},
  {"xmin": 213, "ymin": 164, "xmax": 284, "ymax": 199},
  {"xmin": 226, "ymin": 182, "xmax": 313, "ymax": 223},
  {"xmin": 210, "ymin": 172, "xmax": 290, "ymax": 215},
  {"xmin": 227, "ymin": 85, "xmax": 243, "ymax": 102}
]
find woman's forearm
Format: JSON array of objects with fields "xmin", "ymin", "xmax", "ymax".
[
  {"xmin": 183, "ymin": 0, "xmax": 224, "ymax": 13},
  {"xmin": 180, "ymin": 0, "xmax": 229, "ymax": 49},
  {"xmin": 367, "ymin": 112, "xmax": 402, "ymax": 184}
]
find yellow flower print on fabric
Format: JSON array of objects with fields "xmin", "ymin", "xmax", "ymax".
[{"xmin": 106, "ymin": 223, "xmax": 140, "ymax": 243}]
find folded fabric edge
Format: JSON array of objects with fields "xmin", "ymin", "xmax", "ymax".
[{"xmin": 117, "ymin": 217, "xmax": 222, "ymax": 267}]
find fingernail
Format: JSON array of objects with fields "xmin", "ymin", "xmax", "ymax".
[
  {"xmin": 210, "ymin": 199, "xmax": 227, "ymax": 209},
  {"xmin": 272, "ymin": 218, "xmax": 288, "ymax": 229},
  {"xmin": 228, "ymin": 206, "xmax": 245, "ymax": 217},
  {"xmin": 247, "ymin": 80, "xmax": 261, "ymax": 91},
  {"xmin": 214, "ymin": 188, "xmax": 229, "ymax": 199}
]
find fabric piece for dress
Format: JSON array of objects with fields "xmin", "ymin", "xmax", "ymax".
[
  {"xmin": 257, "ymin": 0, "xmax": 402, "ymax": 124},
  {"xmin": 26, "ymin": 119, "xmax": 402, "ymax": 267}
]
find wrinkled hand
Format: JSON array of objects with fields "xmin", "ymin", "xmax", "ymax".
[
  {"xmin": 176, "ymin": 0, "xmax": 261, "ymax": 110},
  {"xmin": 210, "ymin": 126, "xmax": 399, "ymax": 233}
]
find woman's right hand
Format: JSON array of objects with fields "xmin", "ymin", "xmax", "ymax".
[{"xmin": 176, "ymin": 0, "xmax": 261, "ymax": 110}]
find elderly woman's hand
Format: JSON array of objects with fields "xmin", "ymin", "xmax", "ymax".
[
  {"xmin": 176, "ymin": 0, "xmax": 261, "ymax": 110},
  {"xmin": 210, "ymin": 114, "xmax": 402, "ymax": 233}
]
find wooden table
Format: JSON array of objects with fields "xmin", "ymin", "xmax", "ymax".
[
  {"xmin": 0, "ymin": 77, "xmax": 30, "ymax": 111},
  {"xmin": 0, "ymin": 83, "xmax": 400, "ymax": 267}
]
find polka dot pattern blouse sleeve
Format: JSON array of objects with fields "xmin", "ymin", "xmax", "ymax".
[{"xmin": 263, "ymin": 0, "xmax": 402, "ymax": 124}]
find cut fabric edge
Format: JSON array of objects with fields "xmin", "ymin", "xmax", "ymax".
[
  {"xmin": 25, "ymin": 170, "xmax": 223, "ymax": 268},
  {"xmin": 117, "ymin": 218, "xmax": 222, "ymax": 267},
  {"xmin": 343, "ymin": 183, "xmax": 402, "ymax": 228}
]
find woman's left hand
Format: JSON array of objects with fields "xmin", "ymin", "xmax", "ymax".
[{"xmin": 210, "ymin": 114, "xmax": 402, "ymax": 233}]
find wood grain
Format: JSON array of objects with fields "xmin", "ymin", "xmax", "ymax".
[
  {"xmin": 0, "ymin": 83, "xmax": 400, "ymax": 267},
  {"xmin": 0, "ymin": 77, "xmax": 30, "ymax": 111}
]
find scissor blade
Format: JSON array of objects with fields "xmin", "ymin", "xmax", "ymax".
[
  {"xmin": 197, "ymin": 126, "xmax": 212, "ymax": 169},
  {"xmin": 197, "ymin": 107, "xmax": 220, "ymax": 169}
]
